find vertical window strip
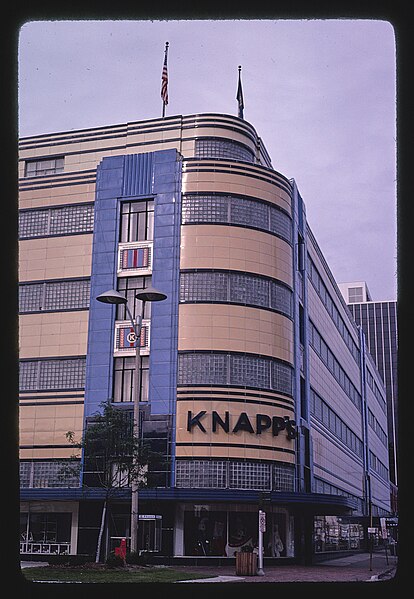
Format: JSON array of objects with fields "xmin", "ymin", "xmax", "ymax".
[
  {"xmin": 307, "ymin": 255, "xmax": 359, "ymax": 363},
  {"xmin": 309, "ymin": 320, "xmax": 362, "ymax": 412},
  {"xmin": 310, "ymin": 388, "xmax": 363, "ymax": 457}
]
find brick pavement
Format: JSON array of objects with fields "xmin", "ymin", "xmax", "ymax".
[{"xmin": 174, "ymin": 552, "xmax": 398, "ymax": 583}]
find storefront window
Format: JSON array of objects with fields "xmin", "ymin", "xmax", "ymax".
[
  {"xmin": 20, "ymin": 512, "xmax": 72, "ymax": 554},
  {"xmin": 314, "ymin": 516, "xmax": 364, "ymax": 553},
  {"xmin": 184, "ymin": 509, "xmax": 227, "ymax": 556},
  {"xmin": 183, "ymin": 508, "xmax": 288, "ymax": 558}
]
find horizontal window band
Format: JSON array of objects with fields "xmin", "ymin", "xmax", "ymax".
[
  {"xmin": 177, "ymin": 388, "xmax": 294, "ymax": 406},
  {"xmin": 178, "ymin": 349, "xmax": 294, "ymax": 369},
  {"xmin": 179, "ymin": 268, "xmax": 293, "ymax": 290},
  {"xmin": 176, "ymin": 396, "xmax": 295, "ymax": 413},
  {"xmin": 175, "ymin": 442, "xmax": 295, "ymax": 455},
  {"xmin": 182, "ymin": 190, "xmax": 292, "ymax": 218}
]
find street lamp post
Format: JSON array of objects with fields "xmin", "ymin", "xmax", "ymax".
[{"xmin": 96, "ymin": 285, "xmax": 167, "ymax": 554}]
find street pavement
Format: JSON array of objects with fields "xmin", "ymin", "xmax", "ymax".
[{"xmin": 174, "ymin": 551, "xmax": 399, "ymax": 583}]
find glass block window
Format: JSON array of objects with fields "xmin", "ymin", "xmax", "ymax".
[
  {"xmin": 180, "ymin": 270, "xmax": 292, "ymax": 317},
  {"xmin": 175, "ymin": 460, "xmax": 295, "ymax": 491},
  {"xmin": 178, "ymin": 353, "xmax": 228, "ymax": 387},
  {"xmin": 19, "ymin": 283, "xmax": 43, "ymax": 313},
  {"xmin": 19, "ymin": 209, "xmax": 50, "ymax": 238},
  {"xmin": 175, "ymin": 460, "xmax": 227, "ymax": 488},
  {"xmin": 19, "ymin": 203, "xmax": 94, "ymax": 239},
  {"xmin": 19, "ymin": 278, "xmax": 90, "ymax": 313},
  {"xmin": 270, "ymin": 281, "xmax": 292, "ymax": 315},
  {"xmin": 273, "ymin": 464, "xmax": 295, "ymax": 492},
  {"xmin": 229, "ymin": 461, "xmax": 271, "ymax": 490},
  {"xmin": 195, "ymin": 138, "xmax": 254, "ymax": 162},
  {"xmin": 19, "ymin": 358, "xmax": 86, "ymax": 392},
  {"xmin": 20, "ymin": 460, "xmax": 80, "ymax": 488},
  {"xmin": 182, "ymin": 194, "xmax": 229, "ymax": 223},
  {"xmin": 271, "ymin": 361, "xmax": 293, "ymax": 396},
  {"xmin": 270, "ymin": 208, "xmax": 293, "ymax": 241},
  {"xmin": 230, "ymin": 273, "xmax": 268, "ymax": 307},
  {"xmin": 229, "ymin": 354, "xmax": 271, "ymax": 390},
  {"xmin": 25, "ymin": 156, "xmax": 64, "ymax": 177},
  {"xmin": 182, "ymin": 194, "xmax": 292, "ymax": 243},
  {"xmin": 178, "ymin": 352, "xmax": 293, "ymax": 396},
  {"xmin": 180, "ymin": 271, "xmax": 228, "ymax": 303},
  {"xmin": 230, "ymin": 196, "xmax": 268, "ymax": 229}
]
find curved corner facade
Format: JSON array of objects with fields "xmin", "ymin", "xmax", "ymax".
[{"xmin": 18, "ymin": 113, "xmax": 393, "ymax": 562}]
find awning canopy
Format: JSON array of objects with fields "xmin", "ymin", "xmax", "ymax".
[{"xmin": 21, "ymin": 487, "xmax": 357, "ymax": 515}]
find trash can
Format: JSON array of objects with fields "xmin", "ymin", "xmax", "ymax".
[{"xmin": 235, "ymin": 550, "xmax": 257, "ymax": 576}]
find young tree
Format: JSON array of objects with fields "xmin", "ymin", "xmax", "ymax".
[{"xmin": 66, "ymin": 400, "xmax": 164, "ymax": 562}]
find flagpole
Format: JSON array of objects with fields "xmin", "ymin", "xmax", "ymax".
[{"xmin": 161, "ymin": 41, "xmax": 169, "ymax": 117}]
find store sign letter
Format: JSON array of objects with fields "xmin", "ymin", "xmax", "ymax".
[{"xmin": 186, "ymin": 410, "xmax": 296, "ymax": 440}]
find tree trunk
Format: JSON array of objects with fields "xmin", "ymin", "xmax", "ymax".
[{"xmin": 95, "ymin": 498, "xmax": 107, "ymax": 563}]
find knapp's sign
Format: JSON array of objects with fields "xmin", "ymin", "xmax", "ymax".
[{"xmin": 187, "ymin": 410, "xmax": 297, "ymax": 440}]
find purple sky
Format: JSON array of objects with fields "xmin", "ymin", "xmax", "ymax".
[{"xmin": 18, "ymin": 19, "xmax": 397, "ymax": 301}]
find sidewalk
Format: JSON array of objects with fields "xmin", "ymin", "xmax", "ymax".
[{"xmin": 174, "ymin": 552, "xmax": 398, "ymax": 583}]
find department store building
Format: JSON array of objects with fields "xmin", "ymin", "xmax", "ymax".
[{"xmin": 18, "ymin": 113, "xmax": 392, "ymax": 562}]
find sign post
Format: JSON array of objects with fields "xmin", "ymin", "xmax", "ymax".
[{"xmin": 257, "ymin": 510, "xmax": 266, "ymax": 576}]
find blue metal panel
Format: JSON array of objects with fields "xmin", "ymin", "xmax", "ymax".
[
  {"xmin": 85, "ymin": 150, "xmax": 181, "ymax": 494},
  {"xmin": 122, "ymin": 153, "xmax": 154, "ymax": 197},
  {"xmin": 84, "ymin": 156, "xmax": 124, "ymax": 418}
]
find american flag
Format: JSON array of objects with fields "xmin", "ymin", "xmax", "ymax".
[{"xmin": 161, "ymin": 42, "xmax": 169, "ymax": 106}]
